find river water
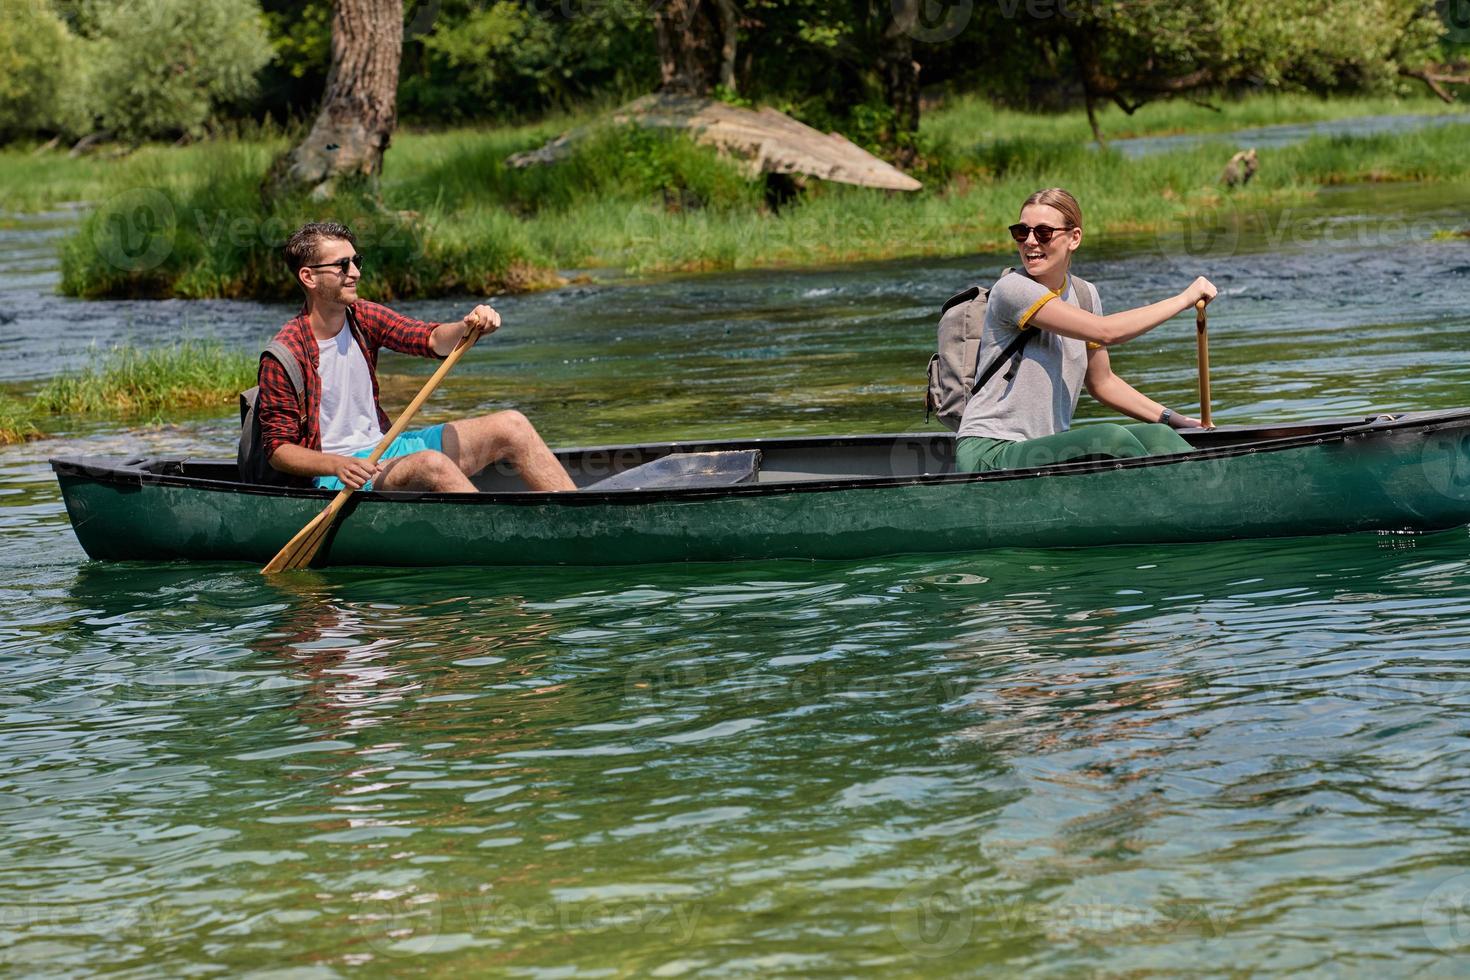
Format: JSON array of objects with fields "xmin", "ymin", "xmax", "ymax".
[
  {"xmin": 2, "ymin": 176, "xmax": 1470, "ymax": 975},
  {"xmin": 1107, "ymin": 111, "xmax": 1470, "ymax": 158}
]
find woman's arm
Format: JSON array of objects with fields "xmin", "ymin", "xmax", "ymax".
[
  {"xmin": 1084, "ymin": 348, "xmax": 1202, "ymax": 427},
  {"xmin": 1030, "ymin": 277, "xmax": 1216, "ymax": 347}
]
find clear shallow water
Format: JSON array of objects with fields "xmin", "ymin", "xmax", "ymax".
[
  {"xmin": 2, "ymin": 179, "xmax": 1470, "ymax": 975},
  {"xmin": 1106, "ymin": 111, "xmax": 1470, "ymax": 158}
]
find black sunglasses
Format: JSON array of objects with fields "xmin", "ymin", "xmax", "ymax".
[
  {"xmin": 1008, "ymin": 223, "xmax": 1073, "ymax": 245},
  {"xmin": 306, "ymin": 254, "xmax": 364, "ymax": 276}
]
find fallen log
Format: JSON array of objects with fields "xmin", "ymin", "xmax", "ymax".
[{"xmin": 507, "ymin": 93, "xmax": 921, "ymax": 192}]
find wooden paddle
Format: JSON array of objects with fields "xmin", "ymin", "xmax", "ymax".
[
  {"xmin": 262, "ymin": 322, "xmax": 485, "ymax": 574},
  {"xmin": 1196, "ymin": 298, "xmax": 1213, "ymax": 429}
]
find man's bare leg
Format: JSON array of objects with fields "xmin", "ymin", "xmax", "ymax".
[
  {"xmin": 441, "ymin": 411, "xmax": 575, "ymax": 492},
  {"xmin": 377, "ymin": 450, "xmax": 477, "ymax": 492}
]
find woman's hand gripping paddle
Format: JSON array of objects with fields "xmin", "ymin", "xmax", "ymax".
[
  {"xmin": 262, "ymin": 322, "xmax": 485, "ymax": 574},
  {"xmin": 1196, "ymin": 299, "xmax": 1213, "ymax": 429}
]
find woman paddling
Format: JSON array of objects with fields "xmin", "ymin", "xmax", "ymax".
[{"xmin": 956, "ymin": 187, "xmax": 1217, "ymax": 474}]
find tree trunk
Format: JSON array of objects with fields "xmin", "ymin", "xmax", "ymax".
[
  {"xmin": 654, "ymin": 0, "xmax": 734, "ymax": 96},
  {"xmin": 714, "ymin": 0, "xmax": 738, "ymax": 92},
  {"xmin": 880, "ymin": 0, "xmax": 922, "ymax": 169},
  {"xmin": 264, "ymin": 0, "xmax": 403, "ymax": 201}
]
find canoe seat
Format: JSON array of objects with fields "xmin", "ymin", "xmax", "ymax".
[{"xmin": 584, "ymin": 450, "xmax": 762, "ymax": 492}]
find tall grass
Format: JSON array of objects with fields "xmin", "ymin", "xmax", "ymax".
[
  {"xmin": 33, "ymin": 342, "xmax": 257, "ymax": 415},
  {"xmin": 5, "ymin": 91, "xmax": 1465, "ymax": 299},
  {"xmin": 0, "ymin": 394, "xmax": 43, "ymax": 445},
  {"xmin": 0, "ymin": 149, "xmax": 114, "ymax": 212}
]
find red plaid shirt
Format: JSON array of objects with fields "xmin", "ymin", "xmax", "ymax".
[{"xmin": 257, "ymin": 301, "xmax": 442, "ymax": 462}]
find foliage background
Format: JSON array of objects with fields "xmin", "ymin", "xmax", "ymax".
[{"xmin": 3, "ymin": 0, "xmax": 1465, "ymax": 150}]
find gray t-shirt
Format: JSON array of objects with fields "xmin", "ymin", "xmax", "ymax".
[{"xmin": 955, "ymin": 271, "xmax": 1102, "ymax": 442}]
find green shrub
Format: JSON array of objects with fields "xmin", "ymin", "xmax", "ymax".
[
  {"xmin": 0, "ymin": 0, "xmax": 87, "ymax": 141},
  {"xmin": 59, "ymin": 138, "xmax": 560, "ymax": 300},
  {"xmin": 83, "ymin": 0, "xmax": 273, "ymax": 142}
]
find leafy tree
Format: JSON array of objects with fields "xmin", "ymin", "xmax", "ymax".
[
  {"xmin": 404, "ymin": 0, "xmax": 657, "ymax": 121},
  {"xmin": 1017, "ymin": 0, "xmax": 1456, "ymax": 142},
  {"xmin": 0, "ymin": 0, "xmax": 87, "ymax": 141},
  {"xmin": 80, "ymin": 0, "xmax": 274, "ymax": 142},
  {"xmin": 257, "ymin": 0, "xmax": 334, "ymax": 122}
]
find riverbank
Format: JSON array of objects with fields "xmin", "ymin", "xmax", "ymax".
[
  {"xmin": 0, "ymin": 343, "xmax": 258, "ymax": 444},
  {"xmin": 4, "ymin": 93, "xmax": 1468, "ymax": 301}
]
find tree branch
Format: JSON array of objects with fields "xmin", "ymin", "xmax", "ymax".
[{"xmin": 1400, "ymin": 66, "xmax": 1470, "ymax": 104}]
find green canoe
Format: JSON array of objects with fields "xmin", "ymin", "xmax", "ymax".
[{"xmin": 50, "ymin": 409, "xmax": 1470, "ymax": 567}]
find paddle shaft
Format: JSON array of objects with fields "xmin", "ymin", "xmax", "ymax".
[
  {"xmin": 262, "ymin": 323, "xmax": 484, "ymax": 573},
  {"xmin": 1195, "ymin": 299, "xmax": 1212, "ymax": 429}
]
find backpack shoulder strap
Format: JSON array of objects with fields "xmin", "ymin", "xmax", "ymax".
[
  {"xmin": 971, "ymin": 329, "xmax": 1037, "ymax": 396},
  {"xmin": 942, "ymin": 285, "xmax": 982, "ymax": 315},
  {"xmin": 263, "ymin": 341, "xmax": 305, "ymax": 407},
  {"xmin": 969, "ymin": 271, "xmax": 1089, "ymax": 400}
]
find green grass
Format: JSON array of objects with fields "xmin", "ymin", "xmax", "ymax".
[
  {"xmin": 32, "ymin": 341, "xmax": 257, "ymax": 416},
  {"xmin": 0, "ymin": 147, "xmax": 114, "ymax": 212},
  {"xmin": 3, "ymin": 91, "xmax": 1466, "ymax": 299},
  {"xmin": 0, "ymin": 394, "xmax": 44, "ymax": 445}
]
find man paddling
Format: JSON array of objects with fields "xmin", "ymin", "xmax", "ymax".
[{"xmin": 257, "ymin": 221, "xmax": 576, "ymax": 493}]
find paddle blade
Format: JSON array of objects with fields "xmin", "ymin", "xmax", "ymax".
[{"xmin": 262, "ymin": 503, "xmax": 338, "ymax": 573}]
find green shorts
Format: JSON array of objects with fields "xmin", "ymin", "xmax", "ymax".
[
  {"xmin": 956, "ymin": 423, "xmax": 1192, "ymax": 474},
  {"xmin": 315, "ymin": 424, "xmax": 447, "ymax": 491}
]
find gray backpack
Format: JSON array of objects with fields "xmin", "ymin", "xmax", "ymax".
[
  {"xmin": 924, "ymin": 270, "xmax": 1098, "ymax": 430},
  {"xmin": 237, "ymin": 341, "xmax": 309, "ymax": 486}
]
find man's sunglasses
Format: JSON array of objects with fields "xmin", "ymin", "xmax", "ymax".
[
  {"xmin": 306, "ymin": 254, "xmax": 364, "ymax": 275},
  {"xmin": 1008, "ymin": 223, "xmax": 1073, "ymax": 245}
]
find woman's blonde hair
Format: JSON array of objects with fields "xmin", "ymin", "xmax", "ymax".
[{"xmin": 1021, "ymin": 188, "xmax": 1082, "ymax": 230}]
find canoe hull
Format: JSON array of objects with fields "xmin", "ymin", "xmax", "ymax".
[{"xmin": 52, "ymin": 412, "xmax": 1470, "ymax": 566}]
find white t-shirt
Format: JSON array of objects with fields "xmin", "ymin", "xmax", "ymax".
[{"xmin": 317, "ymin": 328, "xmax": 385, "ymax": 455}]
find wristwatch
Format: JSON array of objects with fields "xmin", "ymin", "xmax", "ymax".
[{"xmin": 1159, "ymin": 408, "xmax": 1174, "ymax": 426}]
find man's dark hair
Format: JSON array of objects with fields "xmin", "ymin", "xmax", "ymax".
[{"xmin": 284, "ymin": 222, "xmax": 357, "ymax": 275}]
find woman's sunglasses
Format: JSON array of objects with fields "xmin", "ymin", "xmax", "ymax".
[
  {"xmin": 1008, "ymin": 223, "xmax": 1073, "ymax": 245},
  {"xmin": 307, "ymin": 254, "xmax": 364, "ymax": 276}
]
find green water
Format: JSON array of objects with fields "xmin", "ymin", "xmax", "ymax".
[{"xmin": 2, "ymin": 181, "xmax": 1470, "ymax": 975}]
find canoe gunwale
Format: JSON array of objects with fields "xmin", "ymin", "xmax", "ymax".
[{"xmin": 48, "ymin": 408, "xmax": 1470, "ymax": 507}]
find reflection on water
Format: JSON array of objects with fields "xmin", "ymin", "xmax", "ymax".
[
  {"xmin": 2, "ymin": 177, "xmax": 1470, "ymax": 973},
  {"xmin": 4, "ymin": 532, "xmax": 1470, "ymax": 973}
]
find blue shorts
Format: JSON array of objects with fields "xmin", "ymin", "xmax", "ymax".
[{"xmin": 315, "ymin": 424, "xmax": 447, "ymax": 491}]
